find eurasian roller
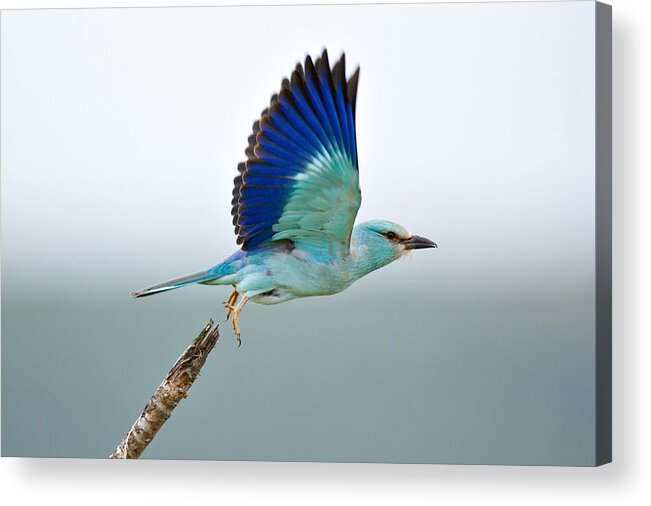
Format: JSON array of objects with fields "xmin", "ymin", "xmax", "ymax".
[{"xmin": 132, "ymin": 50, "xmax": 437, "ymax": 345}]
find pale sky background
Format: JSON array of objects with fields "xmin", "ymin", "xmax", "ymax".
[{"xmin": 2, "ymin": 1, "xmax": 598, "ymax": 464}]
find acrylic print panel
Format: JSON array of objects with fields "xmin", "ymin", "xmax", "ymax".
[{"xmin": 1, "ymin": 1, "xmax": 611, "ymax": 465}]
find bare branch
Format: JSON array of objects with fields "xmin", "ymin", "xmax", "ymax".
[{"xmin": 109, "ymin": 320, "xmax": 220, "ymax": 459}]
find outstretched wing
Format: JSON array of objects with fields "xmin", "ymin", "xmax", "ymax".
[{"xmin": 231, "ymin": 50, "xmax": 361, "ymax": 258}]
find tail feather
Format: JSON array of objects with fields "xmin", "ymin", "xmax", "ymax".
[{"xmin": 130, "ymin": 270, "xmax": 217, "ymax": 298}]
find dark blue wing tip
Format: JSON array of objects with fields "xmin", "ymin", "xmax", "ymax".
[{"xmin": 232, "ymin": 49, "xmax": 361, "ymax": 250}]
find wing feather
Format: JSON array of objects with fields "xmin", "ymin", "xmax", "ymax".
[{"xmin": 231, "ymin": 49, "xmax": 361, "ymax": 256}]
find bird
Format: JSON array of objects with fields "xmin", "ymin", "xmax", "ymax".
[{"xmin": 131, "ymin": 49, "xmax": 437, "ymax": 346}]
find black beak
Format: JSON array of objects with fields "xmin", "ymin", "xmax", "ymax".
[{"xmin": 402, "ymin": 235, "xmax": 438, "ymax": 250}]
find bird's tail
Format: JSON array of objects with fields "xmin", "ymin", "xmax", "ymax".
[{"xmin": 130, "ymin": 270, "xmax": 218, "ymax": 298}]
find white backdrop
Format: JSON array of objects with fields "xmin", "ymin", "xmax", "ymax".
[{"xmin": 1, "ymin": 1, "xmax": 595, "ymax": 296}]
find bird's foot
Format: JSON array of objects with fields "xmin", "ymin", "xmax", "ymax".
[
  {"xmin": 223, "ymin": 290, "xmax": 239, "ymax": 320},
  {"xmin": 230, "ymin": 295, "xmax": 250, "ymax": 348},
  {"xmin": 223, "ymin": 303, "xmax": 236, "ymax": 320},
  {"xmin": 233, "ymin": 322, "xmax": 242, "ymax": 348}
]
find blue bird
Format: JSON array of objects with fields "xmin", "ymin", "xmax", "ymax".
[{"xmin": 132, "ymin": 50, "xmax": 437, "ymax": 345}]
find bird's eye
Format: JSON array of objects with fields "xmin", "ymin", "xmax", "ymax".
[{"xmin": 384, "ymin": 231, "xmax": 398, "ymax": 241}]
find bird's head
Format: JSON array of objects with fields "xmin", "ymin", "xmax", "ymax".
[{"xmin": 352, "ymin": 220, "xmax": 437, "ymax": 272}]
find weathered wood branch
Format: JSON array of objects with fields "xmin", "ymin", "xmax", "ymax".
[{"xmin": 109, "ymin": 320, "xmax": 220, "ymax": 459}]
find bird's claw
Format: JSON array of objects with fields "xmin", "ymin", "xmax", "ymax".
[
  {"xmin": 223, "ymin": 290, "xmax": 240, "ymax": 321},
  {"xmin": 232, "ymin": 319, "xmax": 243, "ymax": 348},
  {"xmin": 233, "ymin": 310, "xmax": 242, "ymax": 348},
  {"xmin": 229, "ymin": 293, "xmax": 249, "ymax": 349},
  {"xmin": 223, "ymin": 302, "xmax": 236, "ymax": 320}
]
